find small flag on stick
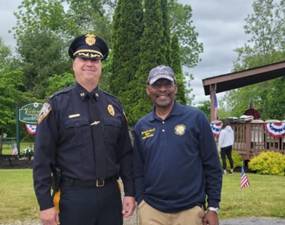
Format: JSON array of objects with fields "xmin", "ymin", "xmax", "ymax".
[{"xmin": 240, "ymin": 166, "xmax": 250, "ymax": 189}]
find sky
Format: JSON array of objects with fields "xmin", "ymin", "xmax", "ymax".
[{"xmin": 0, "ymin": 0, "xmax": 253, "ymax": 104}]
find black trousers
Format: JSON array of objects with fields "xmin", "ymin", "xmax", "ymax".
[
  {"xmin": 59, "ymin": 180, "xmax": 122, "ymax": 225},
  {"xmin": 220, "ymin": 145, "xmax": 234, "ymax": 170}
]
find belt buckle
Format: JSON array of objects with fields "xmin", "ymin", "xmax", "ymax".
[{"xmin": 96, "ymin": 179, "xmax": 105, "ymax": 187}]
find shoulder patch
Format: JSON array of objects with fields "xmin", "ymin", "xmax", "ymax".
[{"xmin": 38, "ymin": 103, "xmax": 52, "ymax": 124}]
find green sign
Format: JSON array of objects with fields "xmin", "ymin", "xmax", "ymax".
[{"xmin": 19, "ymin": 102, "xmax": 43, "ymax": 124}]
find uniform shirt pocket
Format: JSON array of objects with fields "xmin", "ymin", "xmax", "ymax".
[
  {"xmin": 61, "ymin": 118, "xmax": 91, "ymax": 149},
  {"xmin": 103, "ymin": 118, "xmax": 122, "ymax": 143}
]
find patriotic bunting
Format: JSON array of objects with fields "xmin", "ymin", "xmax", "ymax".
[
  {"xmin": 25, "ymin": 124, "xmax": 37, "ymax": 136},
  {"xmin": 264, "ymin": 121, "xmax": 285, "ymax": 138},
  {"xmin": 210, "ymin": 120, "xmax": 223, "ymax": 137}
]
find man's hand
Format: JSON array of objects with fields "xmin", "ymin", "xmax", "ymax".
[
  {"xmin": 40, "ymin": 207, "xmax": 59, "ymax": 225},
  {"xmin": 203, "ymin": 210, "xmax": 219, "ymax": 225},
  {"xmin": 122, "ymin": 196, "xmax": 136, "ymax": 218}
]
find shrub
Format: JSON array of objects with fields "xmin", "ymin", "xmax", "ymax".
[
  {"xmin": 232, "ymin": 149, "xmax": 243, "ymax": 168},
  {"xmin": 218, "ymin": 149, "xmax": 243, "ymax": 170},
  {"xmin": 249, "ymin": 151, "xmax": 285, "ymax": 176}
]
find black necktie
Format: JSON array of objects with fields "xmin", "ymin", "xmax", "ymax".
[{"xmin": 87, "ymin": 95, "xmax": 106, "ymax": 179}]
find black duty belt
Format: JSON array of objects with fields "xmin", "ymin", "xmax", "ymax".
[{"xmin": 61, "ymin": 176, "xmax": 116, "ymax": 188}]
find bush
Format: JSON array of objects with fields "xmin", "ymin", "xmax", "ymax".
[
  {"xmin": 232, "ymin": 149, "xmax": 243, "ymax": 168},
  {"xmin": 249, "ymin": 151, "xmax": 285, "ymax": 176},
  {"xmin": 218, "ymin": 149, "xmax": 243, "ymax": 170}
]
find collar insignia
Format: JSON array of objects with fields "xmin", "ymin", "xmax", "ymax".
[
  {"xmin": 85, "ymin": 34, "xmax": 96, "ymax": 46},
  {"xmin": 141, "ymin": 128, "xmax": 156, "ymax": 140},
  {"xmin": 107, "ymin": 104, "xmax": 115, "ymax": 116},
  {"xmin": 174, "ymin": 124, "xmax": 186, "ymax": 136}
]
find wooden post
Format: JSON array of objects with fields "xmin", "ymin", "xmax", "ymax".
[{"xmin": 210, "ymin": 84, "xmax": 217, "ymax": 121}]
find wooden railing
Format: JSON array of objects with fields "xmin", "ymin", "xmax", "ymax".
[{"xmin": 231, "ymin": 122, "xmax": 285, "ymax": 160}]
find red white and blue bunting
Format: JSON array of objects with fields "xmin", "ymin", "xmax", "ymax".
[
  {"xmin": 264, "ymin": 122, "xmax": 285, "ymax": 138},
  {"xmin": 210, "ymin": 120, "xmax": 223, "ymax": 137},
  {"xmin": 25, "ymin": 124, "xmax": 37, "ymax": 136}
]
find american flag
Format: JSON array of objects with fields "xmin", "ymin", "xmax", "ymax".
[{"xmin": 240, "ymin": 166, "xmax": 250, "ymax": 189}]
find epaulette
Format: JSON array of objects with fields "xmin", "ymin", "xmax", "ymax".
[
  {"xmin": 49, "ymin": 85, "xmax": 74, "ymax": 100},
  {"xmin": 100, "ymin": 89, "xmax": 119, "ymax": 102}
]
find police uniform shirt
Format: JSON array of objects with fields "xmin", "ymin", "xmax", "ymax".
[{"xmin": 33, "ymin": 83, "xmax": 134, "ymax": 210}]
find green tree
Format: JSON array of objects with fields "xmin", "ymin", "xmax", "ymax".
[
  {"xmin": 196, "ymin": 100, "xmax": 210, "ymax": 120},
  {"xmin": 169, "ymin": 0, "xmax": 203, "ymax": 67},
  {"xmin": 0, "ymin": 38, "xmax": 11, "ymax": 67},
  {"xmin": 226, "ymin": 0, "xmax": 285, "ymax": 120},
  {"xmin": 17, "ymin": 29, "xmax": 70, "ymax": 98},
  {"xmin": 13, "ymin": 0, "xmax": 114, "ymax": 98},
  {"xmin": 161, "ymin": 0, "xmax": 171, "ymax": 65},
  {"xmin": 45, "ymin": 72, "xmax": 75, "ymax": 97},
  {"xmin": 170, "ymin": 34, "xmax": 186, "ymax": 104},
  {"xmin": 125, "ymin": 0, "xmax": 167, "ymax": 124},
  {"xmin": 168, "ymin": 0, "xmax": 203, "ymax": 104},
  {"xmin": 110, "ymin": 0, "xmax": 143, "ymax": 96}
]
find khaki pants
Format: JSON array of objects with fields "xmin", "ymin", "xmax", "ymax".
[{"xmin": 138, "ymin": 200, "xmax": 205, "ymax": 225}]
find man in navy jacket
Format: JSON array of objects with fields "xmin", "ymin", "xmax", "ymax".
[{"xmin": 133, "ymin": 65, "xmax": 222, "ymax": 225}]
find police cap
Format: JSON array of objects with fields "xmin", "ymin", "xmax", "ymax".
[{"xmin": 68, "ymin": 33, "xmax": 109, "ymax": 60}]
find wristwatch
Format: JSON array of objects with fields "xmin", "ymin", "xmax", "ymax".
[{"xmin": 208, "ymin": 207, "xmax": 219, "ymax": 214}]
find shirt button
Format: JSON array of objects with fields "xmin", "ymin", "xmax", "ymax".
[
  {"xmin": 162, "ymin": 129, "xmax": 165, "ymax": 132},
  {"xmin": 162, "ymin": 121, "xmax": 165, "ymax": 124}
]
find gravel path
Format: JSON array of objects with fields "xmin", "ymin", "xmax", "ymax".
[{"xmin": 1, "ymin": 217, "xmax": 285, "ymax": 225}]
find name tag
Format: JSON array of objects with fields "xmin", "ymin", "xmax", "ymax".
[
  {"xmin": 68, "ymin": 114, "xmax": 80, "ymax": 119},
  {"xmin": 141, "ymin": 128, "xmax": 156, "ymax": 140}
]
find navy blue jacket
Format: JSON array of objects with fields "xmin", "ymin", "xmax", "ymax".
[
  {"xmin": 33, "ymin": 83, "xmax": 134, "ymax": 210},
  {"xmin": 134, "ymin": 102, "xmax": 222, "ymax": 212}
]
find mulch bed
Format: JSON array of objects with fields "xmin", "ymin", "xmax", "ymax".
[{"xmin": 0, "ymin": 158, "xmax": 32, "ymax": 169}]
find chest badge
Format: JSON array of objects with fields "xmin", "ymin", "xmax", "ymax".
[
  {"xmin": 174, "ymin": 124, "xmax": 186, "ymax": 136},
  {"xmin": 107, "ymin": 104, "xmax": 115, "ymax": 117}
]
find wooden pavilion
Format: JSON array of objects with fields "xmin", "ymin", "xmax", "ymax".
[{"xmin": 202, "ymin": 60, "xmax": 285, "ymax": 160}]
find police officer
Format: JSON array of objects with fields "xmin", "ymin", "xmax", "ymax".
[{"xmin": 33, "ymin": 33, "xmax": 135, "ymax": 225}]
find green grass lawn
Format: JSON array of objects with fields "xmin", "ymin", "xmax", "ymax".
[
  {"xmin": 0, "ymin": 169, "xmax": 284, "ymax": 223},
  {"xmin": 221, "ymin": 173, "xmax": 285, "ymax": 218}
]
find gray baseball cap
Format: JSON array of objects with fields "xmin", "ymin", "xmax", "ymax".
[{"xmin": 147, "ymin": 65, "xmax": 175, "ymax": 85}]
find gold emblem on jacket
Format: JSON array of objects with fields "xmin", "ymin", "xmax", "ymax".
[
  {"xmin": 174, "ymin": 124, "xmax": 186, "ymax": 136},
  {"xmin": 107, "ymin": 104, "xmax": 115, "ymax": 116}
]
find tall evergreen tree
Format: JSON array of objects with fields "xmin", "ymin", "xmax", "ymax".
[
  {"xmin": 126, "ymin": 0, "xmax": 167, "ymax": 124},
  {"xmin": 170, "ymin": 34, "xmax": 186, "ymax": 104},
  {"xmin": 161, "ymin": 0, "xmax": 171, "ymax": 65},
  {"xmin": 110, "ymin": 0, "xmax": 143, "ymax": 96}
]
